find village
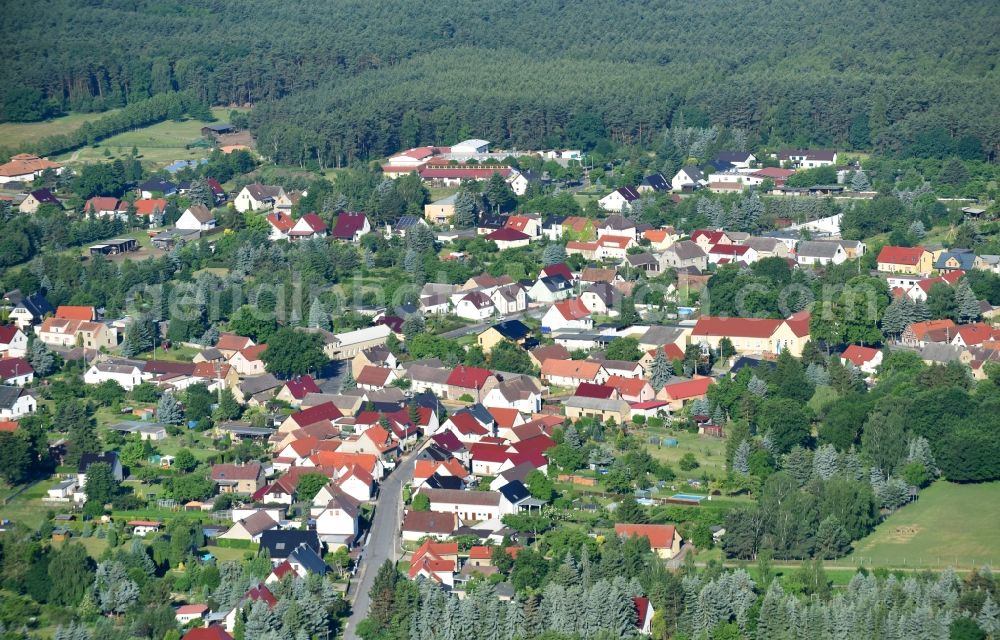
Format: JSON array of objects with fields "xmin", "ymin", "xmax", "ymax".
[{"xmin": 0, "ymin": 126, "xmax": 999, "ymax": 640}]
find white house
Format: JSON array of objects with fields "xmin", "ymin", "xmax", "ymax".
[
  {"xmin": 84, "ymin": 360, "xmax": 145, "ymax": 391},
  {"xmin": 450, "ymin": 139, "xmax": 490, "ymax": 154},
  {"xmin": 598, "ymin": 186, "xmax": 641, "ymax": 212},
  {"xmin": 672, "ymin": 166, "xmax": 706, "ymax": 191},
  {"xmin": 420, "ymin": 487, "xmax": 505, "ymax": 522},
  {"xmin": 795, "ymin": 240, "xmax": 847, "ymax": 266},
  {"xmin": 0, "ymin": 326, "xmax": 29, "ymax": 358},
  {"xmin": 490, "ymin": 284, "xmax": 528, "ymax": 316},
  {"xmin": 0, "ymin": 386, "xmax": 36, "ymax": 419},
  {"xmin": 314, "ymin": 491, "xmax": 360, "ymax": 545},
  {"xmin": 234, "ymin": 184, "xmax": 284, "ymax": 212},
  {"xmin": 175, "ymin": 204, "xmax": 216, "ymax": 231},
  {"xmin": 541, "ymin": 298, "xmax": 594, "ymax": 333},
  {"xmin": 454, "ymin": 292, "xmax": 496, "ymax": 320},
  {"xmin": 595, "ymin": 235, "xmax": 635, "ymax": 261}
]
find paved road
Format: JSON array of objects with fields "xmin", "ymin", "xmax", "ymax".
[{"xmin": 342, "ymin": 446, "xmax": 421, "ymax": 640}]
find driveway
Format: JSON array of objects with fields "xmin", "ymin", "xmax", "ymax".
[{"xmin": 341, "ymin": 446, "xmax": 421, "ymax": 640}]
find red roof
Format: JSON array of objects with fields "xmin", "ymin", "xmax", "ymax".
[
  {"xmin": 267, "ymin": 211, "xmax": 295, "ymax": 232},
  {"xmin": 784, "ymin": 310, "xmax": 811, "ymax": 338},
  {"xmin": 877, "ymin": 245, "xmax": 927, "ymax": 266},
  {"xmin": 419, "ymin": 166, "xmax": 512, "ymax": 180},
  {"xmin": 269, "ymin": 561, "xmax": 296, "ymax": 581},
  {"xmin": 332, "ymin": 212, "xmax": 369, "ymax": 240},
  {"xmin": 283, "ymin": 375, "xmax": 320, "ymax": 399},
  {"xmin": 540, "ymin": 263, "xmax": 573, "ymax": 282},
  {"xmin": 752, "ymin": 167, "xmax": 796, "ymax": 179},
  {"xmin": 293, "ymin": 212, "xmax": 329, "ymax": 234},
  {"xmin": 0, "ymin": 325, "xmax": 21, "ymax": 344},
  {"xmin": 357, "ymin": 365, "xmax": 394, "ymax": 387},
  {"xmin": 487, "ymin": 407, "xmax": 522, "ymax": 429},
  {"xmin": 605, "ymin": 375, "xmax": 650, "ymax": 398},
  {"xmin": 615, "ymin": 523, "xmax": 678, "ymax": 549},
  {"xmin": 399, "ymin": 146, "xmax": 438, "ymax": 160},
  {"xmin": 647, "ymin": 344, "xmax": 685, "ymax": 361},
  {"xmin": 487, "ymin": 228, "xmax": 531, "ymax": 242},
  {"xmin": 448, "ymin": 411, "xmax": 489, "ymax": 436},
  {"xmin": 245, "ymin": 583, "xmax": 278, "ymax": 607},
  {"xmin": 841, "ymin": 345, "xmax": 880, "ymax": 367},
  {"xmin": 289, "ymin": 402, "xmax": 344, "ymax": 427},
  {"xmin": 446, "ymin": 365, "xmax": 493, "ymax": 389},
  {"xmin": 238, "ymin": 344, "xmax": 268, "ymax": 361},
  {"xmin": 134, "ymin": 198, "xmax": 168, "ymax": 216},
  {"xmin": 660, "ymin": 377, "xmax": 714, "ymax": 400},
  {"xmin": 176, "ymin": 603, "xmax": 209, "ymax": 615},
  {"xmin": 216, "ymin": 333, "xmax": 254, "ymax": 351},
  {"xmin": 691, "ymin": 316, "xmax": 782, "ymax": 339},
  {"xmin": 509, "ymin": 434, "xmax": 556, "ymax": 458},
  {"xmin": 630, "ymin": 400, "xmax": 669, "ymax": 410},
  {"xmin": 0, "ymin": 421, "xmax": 18, "ymax": 433},
  {"xmin": 634, "ymin": 596, "xmax": 652, "ymax": 629},
  {"xmin": 468, "ymin": 546, "xmax": 493, "ymax": 559},
  {"xmin": 55, "ymin": 306, "xmax": 95, "ymax": 321},
  {"xmin": 85, "ymin": 196, "xmax": 123, "ymax": 213},
  {"xmin": 0, "ymin": 358, "xmax": 33, "ymax": 379},
  {"xmin": 553, "ymin": 298, "xmax": 591, "ymax": 321},
  {"xmin": 470, "ymin": 442, "xmax": 515, "ymax": 464},
  {"xmin": 574, "ymin": 382, "xmax": 617, "ymax": 399},
  {"xmin": 183, "ymin": 627, "xmax": 233, "ymax": 640},
  {"xmin": 691, "ymin": 229, "xmax": 726, "ymax": 245},
  {"xmin": 709, "ymin": 243, "xmax": 750, "ymax": 256},
  {"xmin": 907, "ymin": 319, "xmax": 957, "ymax": 340}
]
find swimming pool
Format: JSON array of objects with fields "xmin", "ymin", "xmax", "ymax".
[{"xmin": 670, "ymin": 493, "xmax": 707, "ymax": 502}]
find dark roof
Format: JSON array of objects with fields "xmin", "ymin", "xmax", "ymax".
[
  {"xmin": 396, "ymin": 215, "xmax": 423, "ymax": 230},
  {"xmin": 331, "ymin": 212, "xmax": 368, "ymax": 239},
  {"xmin": 536, "ymin": 275, "xmax": 572, "ymax": 293},
  {"xmin": 498, "ymin": 480, "xmax": 531, "ymax": 504},
  {"xmin": 639, "ymin": 173, "xmax": 669, "ymax": 191},
  {"xmin": 260, "ymin": 529, "xmax": 321, "ymax": 560},
  {"xmin": 139, "ymin": 179, "xmax": 176, "ymax": 193},
  {"xmin": 730, "ymin": 357, "xmax": 776, "ymax": 375},
  {"xmin": 679, "ymin": 166, "xmax": 705, "ymax": 181},
  {"xmin": 424, "ymin": 473, "xmax": 465, "ymax": 490},
  {"xmin": 78, "ymin": 451, "xmax": 119, "ymax": 474},
  {"xmin": 715, "ymin": 151, "xmax": 754, "ymax": 163},
  {"xmin": 29, "ymin": 189, "xmax": 61, "ymax": 205},
  {"xmin": 708, "ymin": 160, "xmax": 734, "ymax": 172},
  {"xmin": 617, "ymin": 186, "xmax": 641, "ymax": 202},
  {"xmin": 286, "ymin": 543, "xmax": 328, "ymax": 575},
  {"xmin": 418, "ymin": 443, "xmax": 455, "ymax": 462},
  {"xmin": 0, "ymin": 385, "xmax": 24, "ymax": 409},
  {"xmin": 601, "ymin": 214, "xmax": 637, "ymax": 230},
  {"xmin": 490, "ymin": 319, "xmax": 531, "ymax": 341},
  {"xmin": 12, "ymin": 292, "xmax": 53, "ymax": 318}
]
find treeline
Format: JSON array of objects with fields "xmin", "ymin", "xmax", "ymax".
[
  {"xmin": 2, "ymin": 0, "xmax": 997, "ymax": 160},
  {"xmin": 0, "ymin": 91, "xmax": 210, "ymax": 161}
]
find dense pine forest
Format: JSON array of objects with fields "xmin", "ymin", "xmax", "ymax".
[{"xmin": 2, "ymin": 0, "xmax": 998, "ymax": 164}]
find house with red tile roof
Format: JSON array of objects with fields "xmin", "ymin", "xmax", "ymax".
[
  {"xmin": 840, "ymin": 345, "xmax": 883, "ymax": 374},
  {"xmin": 708, "ymin": 243, "xmax": 757, "ymax": 265},
  {"xmin": 228, "ymin": 344, "xmax": 267, "ymax": 376},
  {"xmin": 274, "ymin": 375, "xmax": 321, "ymax": 405},
  {"xmin": 605, "ymin": 375, "xmax": 655, "ymax": 403},
  {"xmin": 289, "ymin": 213, "xmax": 329, "ymax": 239},
  {"xmin": 615, "ymin": 523, "xmax": 682, "ymax": 559},
  {"xmin": 541, "ymin": 298, "xmax": 594, "ymax": 333},
  {"xmin": 55, "ymin": 306, "xmax": 96, "ymax": 321},
  {"xmin": 656, "ymin": 377, "xmax": 715, "ymax": 410},
  {"xmin": 84, "ymin": 196, "xmax": 127, "ymax": 218},
  {"xmin": 901, "ymin": 319, "xmax": 957, "ymax": 347},
  {"xmin": 215, "ymin": 333, "xmax": 255, "ymax": 357},
  {"xmin": 133, "ymin": 198, "xmax": 168, "ymax": 220},
  {"xmin": 486, "ymin": 227, "xmax": 532, "ymax": 249},
  {"xmin": 634, "ymin": 596, "xmax": 655, "ymax": 635},
  {"xmin": 876, "ymin": 245, "xmax": 933, "ymax": 276},
  {"xmin": 266, "ymin": 211, "xmax": 296, "ymax": 240},
  {"xmin": 445, "ymin": 366, "xmax": 498, "ymax": 401},
  {"xmin": 573, "ymin": 382, "xmax": 620, "ymax": 400},
  {"xmin": 0, "ymin": 325, "xmax": 28, "ymax": 359},
  {"xmin": 280, "ymin": 402, "xmax": 344, "ymax": 434},
  {"xmin": 182, "ymin": 626, "xmax": 233, "ymax": 640},
  {"xmin": 691, "ymin": 312, "xmax": 811, "ymax": 357},
  {"xmin": 356, "ymin": 365, "xmax": 399, "ymax": 390},
  {"xmin": 331, "ymin": 212, "xmax": 371, "ymax": 242},
  {"xmin": 541, "ymin": 358, "xmax": 609, "ymax": 387},
  {"xmin": 539, "ymin": 262, "xmax": 574, "ymax": 283},
  {"xmin": 408, "ymin": 539, "xmax": 458, "ymax": 585}
]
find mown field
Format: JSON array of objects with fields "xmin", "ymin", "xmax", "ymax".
[
  {"xmin": 846, "ymin": 480, "xmax": 1000, "ymax": 570},
  {"xmin": 0, "ymin": 110, "xmax": 120, "ymax": 147}
]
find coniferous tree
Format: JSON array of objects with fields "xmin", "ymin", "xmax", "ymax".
[
  {"xmin": 954, "ymin": 279, "xmax": 981, "ymax": 323},
  {"xmin": 29, "ymin": 339, "xmax": 57, "ymax": 376},
  {"xmin": 156, "ymin": 391, "xmax": 184, "ymax": 425},
  {"xmin": 121, "ymin": 313, "xmax": 153, "ymax": 357},
  {"xmin": 851, "ymin": 169, "xmax": 870, "ymax": 192},
  {"xmin": 650, "ymin": 347, "xmax": 673, "ymax": 389},
  {"xmin": 813, "ymin": 443, "xmax": 840, "ymax": 480},
  {"xmin": 747, "ymin": 375, "xmax": 768, "ymax": 397},
  {"xmin": 732, "ymin": 440, "xmax": 751, "ymax": 474},
  {"xmin": 453, "ymin": 190, "xmax": 477, "ymax": 228},
  {"xmin": 542, "ymin": 242, "xmax": 567, "ymax": 266}
]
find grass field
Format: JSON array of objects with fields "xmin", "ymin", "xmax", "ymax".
[
  {"xmin": 637, "ymin": 425, "xmax": 729, "ymax": 483},
  {"xmin": 0, "ymin": 110, "xmax": 120, "ymax": 147},
  {"xmin": 846, "ymin": 481, "xmax": 1000, "ymax": 570},
  {"xmin": 51, "ymin": 107, "xmax": 233, "ymax": 168}
]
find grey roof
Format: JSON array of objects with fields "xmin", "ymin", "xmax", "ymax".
[
  {"xmin": 744, "ymin": 237, "xmax": 783, "ymax": 252},
  {"xmin": 583, "ymin": 282, "xmax": 621, "ymax": 306},
  {"xmin": 600, "ymin": 359, "xmax": 642, "ymax": 373},
  {"xmin": 667, "ymin": 240, "xmax": 707, "ymax": 260},
  {"xmin": 422, "ymin": 488, "xmax": 501, "ymax": 507},
  {"xmin": 405, "ymin": 364, "xmax": 452, "ymax": 385},
  {"xmin": 244, "ymin": 183, "xmax": 283, "ymax": 201},
  {"xmin": 286, "ymin": 543, "xmax": 328, "ymax": 575},
  {"xmin": 796, "ymin": 240, "xmax": 843, "ymax": 259},
  {"xmin": 183, "ymin": 204, "xmax": 214, "ymax": 223},
  {"xmin": 639, "ymin": 326, "xmax": 687, "ymax": 347},
  {"xmin": 535, "ymin": 275, "xmax": 572, "ymax": 293},
  {"xmin": 234, "ymin": 511, "xmax": 278, "ymax": 536},
  {"xmin": 639, "ymin": 173, "xmax": 670, "ymax": 191},
  {"xmin": 78, "ymin": 451, "xmax": 119, "ymax": 473},
  {"xmin": 197, "ymin": 347, "xmax": 224, "ymax": 361},
  {"xmin": 432, "ymin": 193, "xmax": 457, "ymax": 205},
  {"xmin": 0, "ymin": 385, "xmax": 23, "ymax": 409},
  {"xmin": 715, "ymin": 151, "xmax": 754, "ymax": 163},
  {"xmin": 601, "ymin": 215, "xmax": 637, "ymax": 231},
  {"xmin": 497, "ymin": 462, "xmax": 536, "ymax": 485},
  {"xmin": 934, "ymin": 250, "xmax": 976, "ymax": 270},
  {"xmin": 239, "ymin": 374, "xmax": 282, "ymax": 395},
  {"xmin": 919, "ymin": 343, "xmax": 963, "ymax": 363},
  {"xmin": 563, "ymin": 395, "xmax": 630, "ymax": 412},
  {"xmin": 679, "ymin": 165, "xmax": 705, "ymax": 181},
  {"xmin": 626, "ymin": 252, "xmax": 658, "ymax": 267}
]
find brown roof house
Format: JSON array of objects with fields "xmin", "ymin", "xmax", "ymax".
[
  {"xmin": 401, "ymin": 510, "xmax": 460, "ymax": 542},
  {"xmin": 210, "ymin": 462, "xmax": 265, "ymax": 495}
]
